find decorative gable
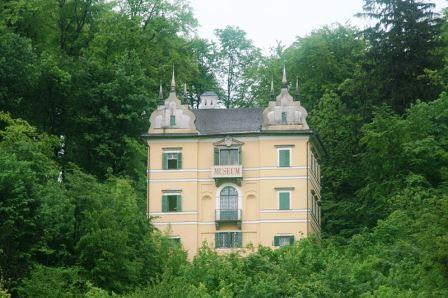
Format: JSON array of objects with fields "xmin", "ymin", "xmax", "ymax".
[
  {"xmin": 262, "ymin": 67, "xmax": 309, "ymax": 131},
  {"xmin": 148, "ymin": 71, "xmax": 197, "ymax": 134}
]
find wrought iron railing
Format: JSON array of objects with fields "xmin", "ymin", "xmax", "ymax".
[{"xmin": 215, "ymin": 209, "xmax": 242, "ymax": 221}]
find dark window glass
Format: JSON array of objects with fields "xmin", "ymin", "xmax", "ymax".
[
  {"xmin": 281, "ymin": 112, "xmax": 287, "ymax": 124},
  {"xmin": 219, "ymin": 148, "xmax": 239, "ymax": 165},
  {"xmin": 167, "ymin": 195, "xmax": 179, "ymax": 212},
  {"xmin": 215, "ymin": 232, "xmax": 242, "ymax": 248},
  {"xmin": 167, "ymin": 153, "xmax": 178, "ymax": 169},
  {"xmin": 220, "ymin": 186, "xmax": 238, "ymax": 210}
]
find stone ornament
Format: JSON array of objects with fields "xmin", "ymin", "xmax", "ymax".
[
  {"xmin": 262, "ymin": 66, "xmax": 309, "ymax": 130},
  {"xmin": 149, "ymin": 69, "xmax": 197, "ymax": 133}
]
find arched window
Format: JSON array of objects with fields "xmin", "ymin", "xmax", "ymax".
[{"xmin": 220, "ymin": 186, "xmax": 238, "ymax": 210}]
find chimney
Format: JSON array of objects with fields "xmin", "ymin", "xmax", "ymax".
[{"xmin": 199, "ymin": 91, "xmax": 219, "ymax": 109}]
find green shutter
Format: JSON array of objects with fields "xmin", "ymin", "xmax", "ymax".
[
  {"xmin": 279, "ymin": 149, "xmax": 290, "ymax": 167},
  {"xmin": 274, "ymin": 236, "xmax": 280, "ymax": 247},
  {"xmin": 238, "ymin": 148, "xmax": 242, "ymax": 165},
  {"xmin": 289, "ymin": 235, "xmax": 295, "ymax": 245},
  {"xmin": 214, "ymin": 147, "xmax": 219, "ymax": 165},
  {"xmin": 176, "ymin": 195, "xmax": 181, "ymax": 212},
  {"xmin": 162, "ymin": 195, "xmax": 168, "ymax": 212},
  {"xmin": 234, "ymin": 232, "xmax": 242, "ymax": 248},
  {"xmin": 162, "ymin": 153, "xmax": 168, "ymax": 169},
  {"xmin": 170, "ymin": 115, "xmax": 176, "ymax": 126},
  {"xmin": 177, "ymin": 153, "xmax": 182, "ymax": 169},
  {"xmin": 215, "ymin": 233, "xmax": 220, "ymax": 248},
  {"xmin": 279, "ymin": 192, "xmax": 290, "ymax": 210}
]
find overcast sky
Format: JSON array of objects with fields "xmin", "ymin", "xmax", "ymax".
[{"xmin": 190, "ymin": 0, "xmax": 447, "ymax": 53}]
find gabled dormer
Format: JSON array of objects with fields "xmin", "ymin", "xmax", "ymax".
[
  {"xmin": 262, "ymin": 66, "xmax": 309, "ymax": 131},
  {"xmin": 148, "ymin": 69, "xmax": 197, "ymax": 134}
]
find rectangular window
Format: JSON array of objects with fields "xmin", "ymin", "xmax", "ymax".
[
  {"xmin": 162, "ymin": 152, "xmax": 182, "ymax": 169},
  {"xmin": 170, "ymin": 115, "xmax": 176, "ymax": 126},
  {"xmin": 281, "ymin": 112, "xmax": 287, "ymax": 124},
  {"xmin": 169, "ymin": 237, "xmax": 181, "ymax": 245},
  {"xmin": 278, "ymin": 191, "xmax": 291, "ymax": 210},
  {"xmin": 215, "ymin": 232, "xmax": 242, "ymax": 248},
  {"xmin": 215, "ymin": 148, "xmax": 241, "ymax": 165},
  {"xmin": 278, "ymin": 148, "xmax": 291, "ymax": 167},
  {"xmin": 162, "ymin": 194, "xmax": 181, "ymax": 212},
  {"xmin": 274, "ymin": 235, "xmax": 295, "ymax": 247}
]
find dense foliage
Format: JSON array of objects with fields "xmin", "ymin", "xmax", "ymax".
[{"xmin": 1, "ymin": 0, "xmax": 447, "ymax": 297}]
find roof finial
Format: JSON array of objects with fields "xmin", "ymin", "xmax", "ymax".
[
  {"xmin": 170, "ymin": 65, "xmax": 176, "ymax": 93},
  {"xmin": 282, "ymin": 64, "xmax": 287, "ymax": 88},
  {"xmin": 270, "ymin": 75, "xmax": 275, "ymax": 101},
  {"xmin": 157, "ymin": 81, "xmax": 164, "ymax": 106},
  {"xmin": 182, "ymin": 83, "xmax": 188, "ymax": 105},
  {"xmin": 294, "ymin": 77, "xmax": 299, "ymax": 100}
]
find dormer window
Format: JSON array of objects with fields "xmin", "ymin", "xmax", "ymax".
[
  {"xmin": 281, "ymin": 112, "xmax": 287, "ymax": 124},
  {"xmin": 170, "ymin": 115, "xmax": 176, "ymax": 126}
]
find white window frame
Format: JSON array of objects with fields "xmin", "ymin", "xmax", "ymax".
[
  {"xmin": 277, "ymin": 190, "xmax": 292, "ymax": 210},
  {"xmin": 163, "ymin": 191, "xmax": 181, "ymax": 213},
  {"xmin": 277, "ymin": 147, "xmax": 292, "ymax": 167},
  {"xmin": 163, "ymin": 149, "xmax": 181, "ymax": 170}
]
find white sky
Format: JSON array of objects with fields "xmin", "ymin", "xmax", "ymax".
[{"xmin": 190, "ymin": 0, "xmax": 447, "ymax": 53}]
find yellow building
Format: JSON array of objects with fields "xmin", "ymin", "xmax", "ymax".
[{"xmin": 143, "ymin": 69, "xmax": 323, "ymax": 258}]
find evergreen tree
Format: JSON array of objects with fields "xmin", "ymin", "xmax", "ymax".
[{"xmin": 358, "ymin": 0, "xmax": 443, "ymax": 112}]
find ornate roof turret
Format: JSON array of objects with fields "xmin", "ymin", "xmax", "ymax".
[
  {"xmin": 262, "ymin": 67, "xmax": 309, "ymax": 130},
  {"xmin": 149, "ymin": 69, "xmax": 197, "ymax": 133}
]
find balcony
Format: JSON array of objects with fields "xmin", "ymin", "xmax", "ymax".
[{"xmin": 215, "ymin": 209, "xmax": 242, "ymax": 229}]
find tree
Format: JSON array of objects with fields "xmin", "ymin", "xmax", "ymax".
[
  {"xmin": 214, "ymin": 26, "xmax": 262, "ymax": 107},
  {"xmin": 358, "ymin": 0, "xmax": 443, "ymax": 113}
]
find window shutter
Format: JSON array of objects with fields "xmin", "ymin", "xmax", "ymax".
[
  {"xmin": 279, "ymin": 150, "xmax": 290, "ymax": 167},
  {"xmin": 214, "ymin": 147, "xmax": 219, "ymax": 165},
  {"xmin": 162, "ymin": 195, "xmax": 168, "ymax": 212},
  {"xmin": 289, "ymin": 235, "xmax": 295, "ymax": 245},
  {"xmin": 279, "ymin": 192, "xmax": 290, "ymax": 210},
  {"xmin": 176, "ymin": 195, "xmax": 182, "ymax": 212},
  {"xmin": 274, "ymin": 236, "xmax": 280, "ymax": 247},
  {"xmin": 238, "ymin": 147, "xmax": 242, "ymax": 165},
  {"xmin": 177, "ymin": 153, "xmax": 182, "ymax": 169},
  {"xmin": 162, "ymin": 153, "xmax": 168, "ymax": 169},
  {"xmin": 215, "ymin": 233, "xmax": 220, "ymax": 248}
]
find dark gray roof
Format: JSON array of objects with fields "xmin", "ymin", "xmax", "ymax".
[{"xmin": 192, "ymin": 108, "xmax": 263, "ymax": 135}]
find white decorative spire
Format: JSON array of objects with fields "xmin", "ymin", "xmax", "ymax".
[
  {"xmin": 157, "ymin": 81, "xmax": 164, "ymax": 106},
  {"xmin": 294, "ymin": 77, "xmax": 299, "ymax": 100},
  {"xmin": 170, "ymin": 66, "xmax": 176, "ymax": 93},
  {"xmin": 282, "ymin": 64, "xmax": 287, "ymax": 88},
  {"xmin": 270, "ymin": 75, "xmax": 275, "ymax": 101}
]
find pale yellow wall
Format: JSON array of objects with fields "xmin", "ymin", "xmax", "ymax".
[{"xmin": 147, "ymin": 135, "xmax": 321, "ymax": 258}]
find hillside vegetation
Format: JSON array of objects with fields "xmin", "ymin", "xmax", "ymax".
[{"xmin": 1, "ymin": 0, "xmax": 447, "ymax": 296}]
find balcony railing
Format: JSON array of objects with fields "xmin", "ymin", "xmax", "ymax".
[
  {"xmin": 215, "ymin": 209, "xmax": 242, "ymax": 222},
  {"xmin": 212, "ymin": 165, "xmax": 243, "ymax": 178}
]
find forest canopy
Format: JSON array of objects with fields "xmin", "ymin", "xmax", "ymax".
[{"xmin": 0, "ymin": 0, "xmax": 447, "ymax": 297}]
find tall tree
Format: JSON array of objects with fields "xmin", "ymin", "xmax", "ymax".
[
  {"xmin": 358, "ymin": 0, "xmax": 443, "ymax": 113},
  {"xmin": 214, "ymin": 26, "xmax": 261, "ymax": 107}
]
